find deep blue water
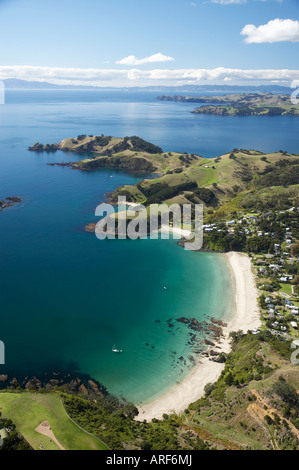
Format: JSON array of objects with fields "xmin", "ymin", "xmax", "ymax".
[{"xmin": 0, "ymin": 89, "xmax": 298, "ymax": 403}]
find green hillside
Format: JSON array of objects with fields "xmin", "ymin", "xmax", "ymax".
[{"xmin": 110, "ymin": 149, "xmax": 299, "ymax": 213}]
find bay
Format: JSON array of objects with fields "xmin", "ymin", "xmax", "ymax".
[{"xmin": 0, "ymin": 89, "xmax": 297, "ymax": 402}]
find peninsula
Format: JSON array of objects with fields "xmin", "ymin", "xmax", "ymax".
[
  {"xmin": 157, "ymin": 93, "xmax": 299, "ymax": 116},
  {"xmin": 29, "ymin": 134, "xmax": 299, "ymax": 219}
]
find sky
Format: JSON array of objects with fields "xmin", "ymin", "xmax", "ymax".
[{"xmin": 0, "ymin": 0, "xmax": 298, "ymax": 87}]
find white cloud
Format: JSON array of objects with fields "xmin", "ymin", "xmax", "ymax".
[
  {"xmin": 137, "ymin": 67, "xmax": 299, "ymax": 82},
  {"xmin": 211, "ymin": 0, "xmax": 283, "ymax": 4},
  {"xmin": 0, "ymin": 65, "xmax": 299, "ymax": 86},
  {"xmin": 241, "ymin": 18, "xmax": 299, "ymax": 44},
  {"xmin": 116, "ymin": 53, "xmax": 175, "ymax": 66},
  {"xmin": 0, "ymin": 65, "xmax": 127, "ymax": 81},
  {"xmin": 211, "ymin": 0, "xmax": 246, "ymax": 4}
]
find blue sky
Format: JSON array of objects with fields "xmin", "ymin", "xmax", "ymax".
[{"xmin": 0, "ymin": 0, "xmax": 298, "ymax": 86}]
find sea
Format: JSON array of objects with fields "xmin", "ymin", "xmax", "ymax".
[{"xmin": 0, "ymin": 89, "xmax": 298, "ymax": 404}]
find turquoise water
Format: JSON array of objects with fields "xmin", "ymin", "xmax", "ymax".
[{"xmin": 0, "ymin": 90, "xmax": 297, "ymax": 403}]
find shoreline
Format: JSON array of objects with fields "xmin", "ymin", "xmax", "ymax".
[{"xmin": 135, "ymin": 251, "xmax": 261, "ymax": 422}]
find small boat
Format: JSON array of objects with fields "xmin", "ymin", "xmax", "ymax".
[
  {"xmin": 112, "ymin": 344, "xmax": 122, "ymax": 353},
  {"xmin": 163, "ymin": 286, "xmax": 168, "ymax": 290}
]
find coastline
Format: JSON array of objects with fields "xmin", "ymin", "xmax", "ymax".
[{"xmin": 135, "ymin": 251, "xmax": 261, "ymax": 422}]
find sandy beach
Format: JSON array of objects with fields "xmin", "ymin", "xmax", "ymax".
[
  {"xmin": 136, "ymin": 251, "xmax": 261, "ymax": 422},
  {"xmin": 159, "ymin": 224, "xmax": 192, "ymax": 238}
]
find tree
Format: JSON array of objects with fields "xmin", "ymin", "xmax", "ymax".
[
  {"xmin": 229, "ymin": 330, "xmax": 244, "ymax": 344},
  {"xmin": 204, "ymin": 383, "xmax": 215, "ymax": 396},
  {"xmin": 122, "ymin": 403, "xmax": 138, "ymax": 419},
  {"xmin": 273, "ymin": 380, "xmax": 299, "ymax": 407},
  {"xmin": 291, "ymin": 244, "xmax": 299, "ymax": 258},
  {"xmin": 224, "ymin": 372, "xmax": 234, "ymax": 386}
]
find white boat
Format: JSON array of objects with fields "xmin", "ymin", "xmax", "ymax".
[
  {"xmin": 112, "ymin": 344, "xmax": 122, "ymax": 353},
  {"xmin": 163, "ymin": 286, "xmax": 168, "ymax": 290}
]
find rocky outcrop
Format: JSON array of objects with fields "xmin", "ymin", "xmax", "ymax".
[
  {"xmin": 176, "ymin": 317, "xmax": 190, "ymax": 324},
  {"xmin": 78, "ymin": 384, "xmax": 89, "ymax": 395},
  {"xmin": 0, "ymin": 197, "xmax": 22, "ymax": 211},
  {"xmin": 88, "ymin": 380, "xmax": 105, "ymax": 398},
  {"xmin": 210, "ymin": 317, "xmax": 228, "ymax": 328},
  {"xmin": 209, "ymin": 324, "xmax": 224, "ymax": 339},
  {"xmin": 0, "ymin": 370, "xmax": 108, "ymax": 397},
  {"xmin": 204, "ymin": 339, "xmax": 215, "ymax": 347},
  {"xmin": 9, "ymin": 377, "xmax": 20, "ymax": 387},
  {"xmin": 84, "ymin": 223, "xmax": 96, "ymax": 233},
  {"xmin": 25, "ymin": 377, "xmax": 42, "ymax": 390},
  {"xmin": 47, "ymin": 162, "xmax": 72, "ymax": 167},
  {"xmin": 28, "ymin": 142, "xmax": 59, "ymax": 152}
]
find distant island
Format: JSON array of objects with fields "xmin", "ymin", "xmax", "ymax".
[{"xmin": 157, "ymin": 93, "xmax": 299, "ymax": 116}]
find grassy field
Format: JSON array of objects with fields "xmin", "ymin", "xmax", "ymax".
[
  {"xmin": 279, "ymin": 283, "xmax": 293, "ymax": 296},
  {"xmin": 0, "ymin": 392, "xmax": 108, "ymax": 450}
]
